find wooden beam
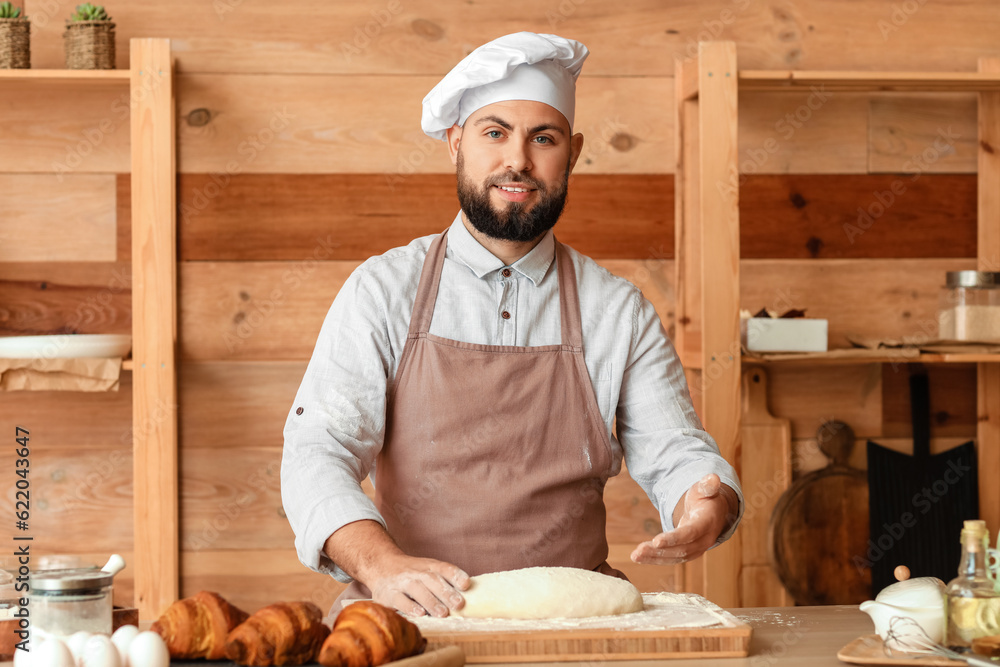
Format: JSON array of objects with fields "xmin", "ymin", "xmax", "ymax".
[
  {"xmin": 130, "ymin": 38, "xmax": 178, "ymax": 621},
  {"xmin": 977, "ymin": 57, "xmax": 1000, "ymax": 537},
  {"xmin": 697, "ymin": 41, "xmax": 741, "ymax": 608}
]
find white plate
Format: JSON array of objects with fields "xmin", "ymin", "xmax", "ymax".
[{"xmin": 0, "ymin": 334, "xmax": 132, "ymax": 359}]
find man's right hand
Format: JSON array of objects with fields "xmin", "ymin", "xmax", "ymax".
[
  {"xmin": 323, "ymin": 519, "xmax": 469, "ymax": 617},
  {"xmin": 367, "ymin": 553, "xmax": 469, "ymax": 617}
]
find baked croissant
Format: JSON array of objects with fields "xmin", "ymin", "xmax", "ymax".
[
  {"xmin": 318, "ymin": 601, "xmax": 426, "ymax": 667},
  {"xmin": 151, "ymin": 590, "xmax": 251, "ymax": 660},
  {"xmin": 224, "ymin": 601, "xmax": 331, "ymax": 666}
]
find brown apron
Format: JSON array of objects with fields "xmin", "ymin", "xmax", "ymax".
[{"xmin": 336, "ymin": 229, "xmax": 620, "ymax": 608}]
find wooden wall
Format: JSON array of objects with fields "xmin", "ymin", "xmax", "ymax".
[{"xmin": 2, "ymin": 0, "xmax": 997, "ymax": 614}]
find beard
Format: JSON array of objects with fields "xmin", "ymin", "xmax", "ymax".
[{"xmin": 456, "ymin": 151, "xmax": 570, "ymax": 243}]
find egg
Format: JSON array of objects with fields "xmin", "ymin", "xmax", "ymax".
[
  {"xmin": 80, "ymin": 634, "xmax": 122, "ymax": 667},
  {"xmin": 111, "ymin": 625, "xmax": 140, "ymax": 666},
  {"xmin": 66, "ymin": 631, "xmax": 93, "ymax": 662},
  {"xmin": 126, "ymin": 631, "xmax": 169, "ymax": 667},
  {"xmin": 31, "ymin": 636, "xmax": 76, "ymax": 667}
]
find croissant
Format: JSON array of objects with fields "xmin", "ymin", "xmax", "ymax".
[
  {"xmin": 151, "ymin": 590, "xmax": 250, "ymax": 660},
  {"xmin": 224, "ymin": 601, "xmax": 331, "ymax": 666},
  {"xmin": 317, "ymin": 601, "xmax": 426, "ymax": 667}
]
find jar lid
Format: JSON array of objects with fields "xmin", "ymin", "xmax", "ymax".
[
  {"xmin": 946, "ymin": 271, "xmax": 1000, "ymax": 288},
  {"xmin": 29, "ymin": 568, "xmax": 113, "ymax": 591}
]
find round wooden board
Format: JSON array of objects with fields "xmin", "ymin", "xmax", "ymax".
[{"xmin": 769, "ymin": 422, "xmax": 872, "ymax": 605}]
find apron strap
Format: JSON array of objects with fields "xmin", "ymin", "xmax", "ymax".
[
  {"xmin": 555, "ymin": 240, "xmax": 584, "ymax": 349},
  {"xmin": 408, "ymin": 228, "xmax": 585, "ymax": 351},
  {"xmin": 407, "ymin": 230, "xmax": 449, "ymax": 336}
]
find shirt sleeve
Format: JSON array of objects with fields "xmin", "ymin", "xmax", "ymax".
[
  {"xmin": 615, "ymin": 291, "xmax": 744, "ymax": 545},
  {"xmin": 281, "ymin": 265, "xmax": 392, "ymax": 582}
]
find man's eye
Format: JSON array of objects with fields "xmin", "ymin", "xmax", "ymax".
[
  {"xmin": 487, "ymin": 130, "xmax": 503, "ymax": 139},
  {"xmin": 534, "ymin": 136, "xmax": 552, "ymax": 144}
]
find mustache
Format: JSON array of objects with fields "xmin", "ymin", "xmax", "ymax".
[{"xmin": 483, "ymin": 171, "xmax": 546, "ymax": 191}]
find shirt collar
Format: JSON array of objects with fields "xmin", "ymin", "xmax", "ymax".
[{"xmin": 447, "ymin": 211, "xmax": 556, "ymax": 287}]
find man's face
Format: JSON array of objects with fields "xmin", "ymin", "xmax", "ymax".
[{"xmin": 447, "ymin": 100, "xmax": 585, "ymax": 243}]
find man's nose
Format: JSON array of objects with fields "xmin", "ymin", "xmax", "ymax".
[{"xmin": 503, "ymin": 140, "xmax": 532, "ymax": 172}]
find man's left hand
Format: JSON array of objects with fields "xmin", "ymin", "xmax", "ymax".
[{"xmin": 630, "ymin": 474, "xmax": 738, "ymax": 565}]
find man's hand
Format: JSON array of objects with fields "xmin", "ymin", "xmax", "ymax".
[
  {"xmin": 324, "ymin": 520, "xmax": 469, "ymax": 617},
  {"xmin": 630, "ymin": 474, "xmax": 738, "ymax": 565},
  {"xmin": 367, "ymin": 553, "xmax": 470, "ymax": 618}
]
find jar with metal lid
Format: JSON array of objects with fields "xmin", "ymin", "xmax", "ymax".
[
  {"xmin": 29, "ymin": 568, "xmax": 113, "ymax": 637},
  {"xmin": 939, "ymin": 271, "xmax": 1000, "ymax": 343}
]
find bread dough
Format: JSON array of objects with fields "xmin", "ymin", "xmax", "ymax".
[{"xmin": 451, "ymin": 567, "xmax": 644, "ymax": 619}]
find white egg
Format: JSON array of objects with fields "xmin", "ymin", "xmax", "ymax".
[
  {"xmin": 32, "ymin": 636, "xmax": 76, "ymax": 667},
  {"xmin": 126, "ymin": 632, "xmax": 169, "ymax": 667},
  {"xmin": 80, "ymin": 634, "xmax": 122, "ymax": 667},
  {"xmin": 66, "ymin": 631, "xmax": 93, "ymax": 662},
  {"xmin": 110, "ymin": 625, "xmax": 140, "ymax": 667}
]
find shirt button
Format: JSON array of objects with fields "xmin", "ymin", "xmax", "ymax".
[
  {"xmin": 501, "ymin": 311, "xmax": 511, "ymax": 320},
  {"xmin": 295, "ymin": 407, "xmax": 304, "ymax": 415},
  {"xmin": 501, "ymin": 268, "xmax": 512, "ymax": 278}
]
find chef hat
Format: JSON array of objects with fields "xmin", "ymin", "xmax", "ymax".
[{"xmin": 421, "ymin": 32, "xmax": 589, "ymax": 141}]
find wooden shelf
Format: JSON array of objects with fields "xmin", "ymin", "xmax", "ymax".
[
  {"xmin": 738, "ymin": 70, "xmax": 1000, "ymax": 93},
  {"xmin": 744, "ymin": 351, "xmax": 1000, "ymax": 365},
  {"xmin": 122, "ymin": 359, "xmax": 134, "ymax": 370},
  {"xmin": 0, "ymin": 69, "xmax": 130, "ymax": 85},
  {"xmin": 675, "ymin": 42, "xmax": 1000, "ymax": 608}
]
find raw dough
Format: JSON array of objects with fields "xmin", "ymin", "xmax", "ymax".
[{"xmin": 452, "ymin": 567, "xmax": 644, "ymax": 619}]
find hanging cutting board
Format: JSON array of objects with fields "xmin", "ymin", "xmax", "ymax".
[
  {"xmin": 739, "ymin": 367, "xmax": 793, "ymax": 606},
  {"xmin": 418, "ymin": 593, "xmax": 751, "ymax": 662},
  {"xmin": 769, "ymin": 420, "xmax": 872, "ymax": 605}
]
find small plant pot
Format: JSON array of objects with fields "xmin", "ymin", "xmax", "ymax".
[
  {"xmin": 0, "ymin": 17, "xmax": 30, "ymax": 69},
  {"xmin": 64, "ymin": 20, "xmax": 115, "ymax": 69}
]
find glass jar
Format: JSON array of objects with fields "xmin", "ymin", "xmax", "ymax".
[
  {"xmin": 939, "ymin": 271, "xmax": 1000, "ymax": 342},
  {"xmin": 29, "ymin": 568, "xmax": 113, "ymax": 638}
]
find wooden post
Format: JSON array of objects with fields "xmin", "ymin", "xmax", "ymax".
[
  {"xmin": 674, "ymin": 56, "xmax": 702, "ymax": 372},
  {"xmin": 696, "ymin": 41, "xmax": 741, "ymax": 608},
  {"xmin": 130, "ymin": 38, "xmax": 178, "ymax": 620},
  {"xmin": 977, "ymin": 57, "xmax": 1000, "ymax": 537}
]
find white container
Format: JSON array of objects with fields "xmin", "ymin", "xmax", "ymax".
[
  {"xmin": 859, "ymin": 576, "xmax": 946, "ymax": 649},
  {"xmin": 741, "ymin": 318, "xmax": 828, "ymax": 352}
]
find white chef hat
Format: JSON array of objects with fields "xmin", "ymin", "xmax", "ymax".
[{"xmin": 421, "ymin": 32, "xmax": 589, "ymax": 141}]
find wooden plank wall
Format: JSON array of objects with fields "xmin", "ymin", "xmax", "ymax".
[{"xmin": 2, "ymin": 0, "xmax": 997, "ymax": 613}]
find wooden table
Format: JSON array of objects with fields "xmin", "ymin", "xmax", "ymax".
[
  {"xmin": 0, "ymin": 605, "xmax": 875, "ymax": 666},
  {"xmin": 474, "ymin": 606, "xmax": 873, "ymax": 666}
]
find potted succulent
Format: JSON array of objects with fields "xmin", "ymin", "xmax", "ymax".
[
  {"xmin": 0, "ymin": 2, "xmax": 29, "ymax": 69},
  {"xmin": 64, "ymin": 3, "xmax": 115, "ymax": 69}
]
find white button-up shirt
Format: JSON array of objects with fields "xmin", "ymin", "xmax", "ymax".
[{"xmin": 282, "ymin": 213, "xmax": 744, "ymax": 582}]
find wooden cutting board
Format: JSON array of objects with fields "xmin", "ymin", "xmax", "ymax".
[
  {"xmin": 739, "ymin": 367, "xmax": 794, "ymax": 606},
  {"xmin": 417, "ymin": 593, "xmax": 751, "ymax": 663}
]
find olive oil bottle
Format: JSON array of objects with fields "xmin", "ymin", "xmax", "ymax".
[{"xmin": 946, "ymin": 520, "xmax": 1000, "ymax": 650}]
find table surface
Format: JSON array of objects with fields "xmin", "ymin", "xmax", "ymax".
[{"xmin": 1, "ymin": 605, "xmax": 876, "ymax": 666}]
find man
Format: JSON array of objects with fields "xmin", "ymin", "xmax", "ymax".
[{"xmin": 282, "ymin": 32, "xmax": 743, "ymax": 618}]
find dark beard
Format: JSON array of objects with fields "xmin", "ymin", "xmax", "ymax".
[{"xmin": 456, "ymin": 152, "xmax": 570, "ymax": 243}]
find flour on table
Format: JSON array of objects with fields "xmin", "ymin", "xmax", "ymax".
[{"xmin": 414, "ymin": 592, "xmax": 739, "ymax": 632}]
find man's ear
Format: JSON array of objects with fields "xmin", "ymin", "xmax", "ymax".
[
  {"xmin": 446, "ymin": 124, "xmax": 463, "ymax": 166},
  {"xmin": 567, "ymin": 132, "xmax": 585, "ymax": 173}
]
